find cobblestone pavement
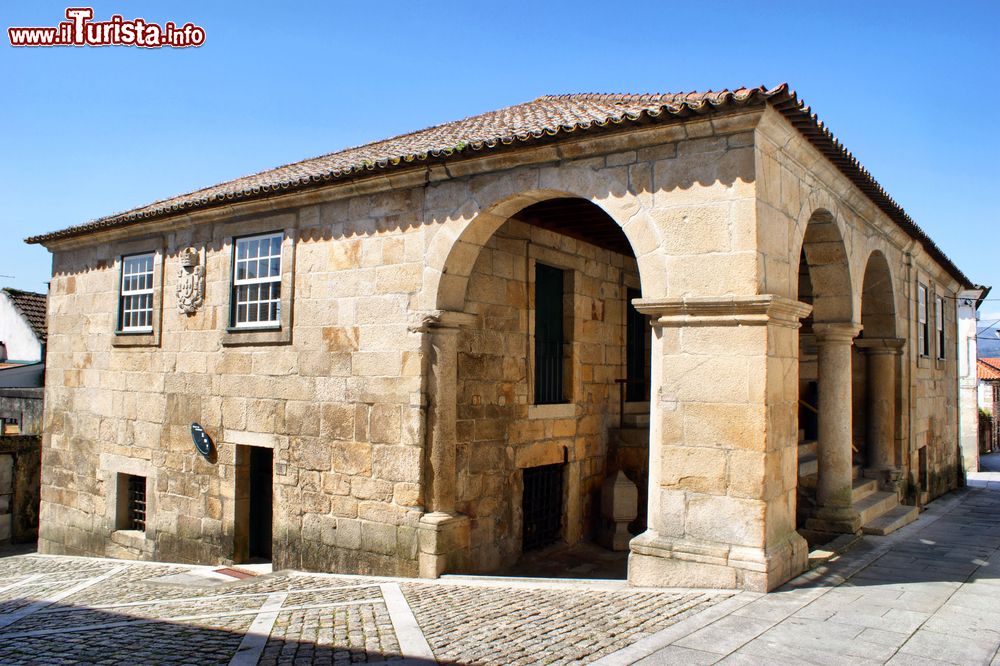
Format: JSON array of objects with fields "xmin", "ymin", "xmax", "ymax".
[
  {"xmin": 7, "ymin": 468, "xmax": 1000, "ymax": 666},
  {"xmin": 0, "ymin": 551, "xmax": 729, "ymax": 665}
]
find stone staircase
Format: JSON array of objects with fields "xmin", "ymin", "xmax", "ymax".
[{"xmin": 797, "ymin": 441, "xmax": 918, "ymax": 536}]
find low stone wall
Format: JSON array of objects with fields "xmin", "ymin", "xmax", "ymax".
[
  {"xmin": 0, "ymin": 388, "xmax": 44, "ymax": 436},
  {"xmin": 0, "ymin": 436, "xmax": 41, "ymax": 544}
]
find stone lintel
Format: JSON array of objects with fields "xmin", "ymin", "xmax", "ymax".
[
  {"xmin": 855, "ymin": 337, "xmax": 905, "ymax": 354},
  {"xmin": 224, "ymin": 430, "xmax": 278, "ymax": 449},
  {"xmin": 633, "ymin": 295, "xmax": 812, "ymax": 329}
]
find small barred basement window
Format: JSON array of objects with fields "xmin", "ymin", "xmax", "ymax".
[
  {"xmin": 522, "ymin": 462, "xmax": 564, "ymax": 551},
  {"xmin": 118, "ymin": 474, "xmax": 147, "ymax": 532}
]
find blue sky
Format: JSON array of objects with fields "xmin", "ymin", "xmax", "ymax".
[{"xmin": 2, "ymin": 1, "xmax": 998, "ymax": 319}]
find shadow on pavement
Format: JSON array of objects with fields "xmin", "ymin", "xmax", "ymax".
[{"xmin": 0, "ymin": 599, "xmax": 445, "ymax": 665}]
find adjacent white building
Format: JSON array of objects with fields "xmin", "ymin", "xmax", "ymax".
[
  {"xmin": 958, "ymin": 287, "xmax": 990, "ymax": 472},
  {"xmin": 0, "ymin": 289, "xmax": 47, "ymax": 388}
]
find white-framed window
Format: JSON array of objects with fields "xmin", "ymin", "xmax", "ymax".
[
  {"xmin": 232, "ymin": 232, "xmax": 282, "ymax": 328},
  {"xmin": 118, "ymin": 252, "xmax": 154, "ymax": 332},
  {"xmin": 917, "ymin": 283, "xmax": 929, "ymax": 357},
  {"xmin": 935, "ymin": 295, "xmax": 945, "ymax": 360}
]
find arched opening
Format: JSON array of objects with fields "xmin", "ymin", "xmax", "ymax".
[
  {"xmin": 442, "ymin": 196, "xmax": 650, "ymax": 578},
  {"xmin": 854, "ymin": 252, "xmax": 898, "ymax": 468},
  {"xmin": 795, "ymin": 211, "xmax": 856, "ymax": 539}
]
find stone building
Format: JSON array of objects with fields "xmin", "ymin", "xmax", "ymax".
[{"xmin": 27, "ymin": 85, "xmax": 977, "ymax": 591}]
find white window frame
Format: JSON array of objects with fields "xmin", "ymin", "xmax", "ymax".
[
  {"xmin": 231, "ymin": 232, "xmax": 283, "ymax": 329},
  {"xmin": 118, "ymin": 252, "xmax": 155, "ymax": 333},
  {"xmin": 935, "ymin": 295, "xmax": 945, "ymax": 360},
  {"xmin": 917, "ymin": 284, "xmax": 929, "ymax": 357}
]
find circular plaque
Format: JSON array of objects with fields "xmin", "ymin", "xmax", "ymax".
[{"xmin": 191, "ymin": 423, "xmax": 213, "ymax": 457}]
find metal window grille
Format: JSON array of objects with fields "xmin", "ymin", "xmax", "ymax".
[
  {"xmin": 625, "ymin": 287, "xmax": 648, "ymax": 402},
  {"xmin": 119, "ymin": 253, "xmax": 154, "ymax": 331},
  {"xmin": 232, "ymin": 233, "xmax": 282, "ymax": 328},
  {"xmin": 534, "ymin": 264, "xmax": 564, "ymax": 404},
  {"xmin": 522, "ymin": 463, "xmax": 564, "ymax": 551},
  {"xmin": 127, "ymin": 475, "xmax": 147, "ymax": 531}
]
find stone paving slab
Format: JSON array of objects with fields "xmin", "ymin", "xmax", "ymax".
[
  {"xmin": 609, "ymin": 470, "xmax": 1000, "ymax": 665},
  {"xmin": 4, "ymin": 467, "xmax": 1000, "ymax": 665}
]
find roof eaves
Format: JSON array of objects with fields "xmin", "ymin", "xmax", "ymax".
[{"xmin": 23, "ymin": 84, "xmax": 974, "ymax": 289}]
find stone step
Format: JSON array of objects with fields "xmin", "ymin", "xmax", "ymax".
[
  {"xmin": 852, "ymin": 464, "xmax": 863, "ymax": 480},
  {"xmin": 853, "ymin": 490, "xmax": 899, "ymax": 526},
  {"xmin": 852, "ymin": 477, "xmax": 878, "ymax": 503},
  {"xmin": 798, "ymin": 453, "xmax": 817, "ymax": 478},
  {"xmin": 863, "ymin": 504, "xmax": 919, "ymax": 536},
  {"xmin": 798, "ymin": 440, "xmax": 817, "ymax": 457}
]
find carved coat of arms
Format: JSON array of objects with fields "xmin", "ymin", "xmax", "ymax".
[{"xmin": 176, "ymin": 248, "xmax": 205, "ymax": 314}]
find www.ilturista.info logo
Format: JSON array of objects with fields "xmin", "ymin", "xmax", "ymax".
[{"xmin": 8, "ymin": 7, "xmax": 205, "ymax": 48}]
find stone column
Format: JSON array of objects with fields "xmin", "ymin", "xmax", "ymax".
[
  {"xmin": 414, "ymin": 310, "xmax": 476, "ymax": 578},
  {"xmin": 807, "ymin": 322, "xmax": 863, "ymax": 535},
  {"xmin": 856, "ymin": 338, "xmax": 904, "ymax": 471},
  {"xmin": 628, "ymin": 295, "xmax": 812, "ymax": 592}
]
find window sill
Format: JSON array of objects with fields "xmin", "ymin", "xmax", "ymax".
[
  {"xmin": 112, "ymin": 331, "xmax": 160, "ymax": 347},
  {"xmin": 222, "ymin": 325, "xmax": 290, "ymax": 346},
  {"xmin": 527, "ymin": 403, "xmax": 576, "ymax": 420},
  {"xmin": 111, "ymin": 529, "xmax": 147, "ymax": 550}
]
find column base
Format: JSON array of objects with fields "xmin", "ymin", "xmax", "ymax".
[
  {"xmin": 417, "ymin": 511, "xmax": 470, "ymax": 578},
  {"xmin": 805, "ymin": 505, "xmax": 861, "ymax": 536},
  {"xmin": 627, "ymin": 530, "xmax": 808, "ymax": 592}
]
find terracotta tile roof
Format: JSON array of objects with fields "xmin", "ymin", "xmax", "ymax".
[
  {"xmin": 980, "ymin": 358, "xmax": 1000, "ymax": 381},
  {"xmin": 2, "ymin": 288, "xmax": 47, "ymax": 342},
  {"xmin": 23, "ymin": 84, "xmax": 971, "ymax": 287}
]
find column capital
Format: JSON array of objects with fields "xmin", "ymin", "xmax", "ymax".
[
  {"xmin": 855, "ymin": 337, "xmax": 905, "ymax": 355},
  {"xmin": 408, "ymin": 309, "xmax": 478, "ymax": 333},
  {"xmin": 813, "ymin": 322, "xmax": 863, "ymax": 344},
  {"xmin": 634, "ymin": 295, "xmax": 813, "ymax": 329}
]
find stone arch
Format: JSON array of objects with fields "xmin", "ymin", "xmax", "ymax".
[
  {"xmin": 860, "ymin": 250, "xmax": 897, "ymax": 338},
  {"xmin": 421, "ymin": 168, "xmax": 667, "ymax": 312},
  {"xmin": 795, "ymin": 207, "xmax": 855, "ymax": 324}
]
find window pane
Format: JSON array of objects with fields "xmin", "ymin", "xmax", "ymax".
[{"xmin": 232, "ymin": 234, "xmax": 282, "ymax": 326}]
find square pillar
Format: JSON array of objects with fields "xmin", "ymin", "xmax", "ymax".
[
  {"xmin": 628, "ymin": 296, "xmax": 811, "ymax": 591},
  {"xmin": 411, "ymin": 310, "xmax": 476, "ymax": 578}
]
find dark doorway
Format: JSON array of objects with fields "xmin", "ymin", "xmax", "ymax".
[
  {"xmin": 522, "ymin": 463, "xmax": 564, "ymax": 551},
  {"xmin": 249, "ymin": 447, "xmax": 273, "ymax": 561}
]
